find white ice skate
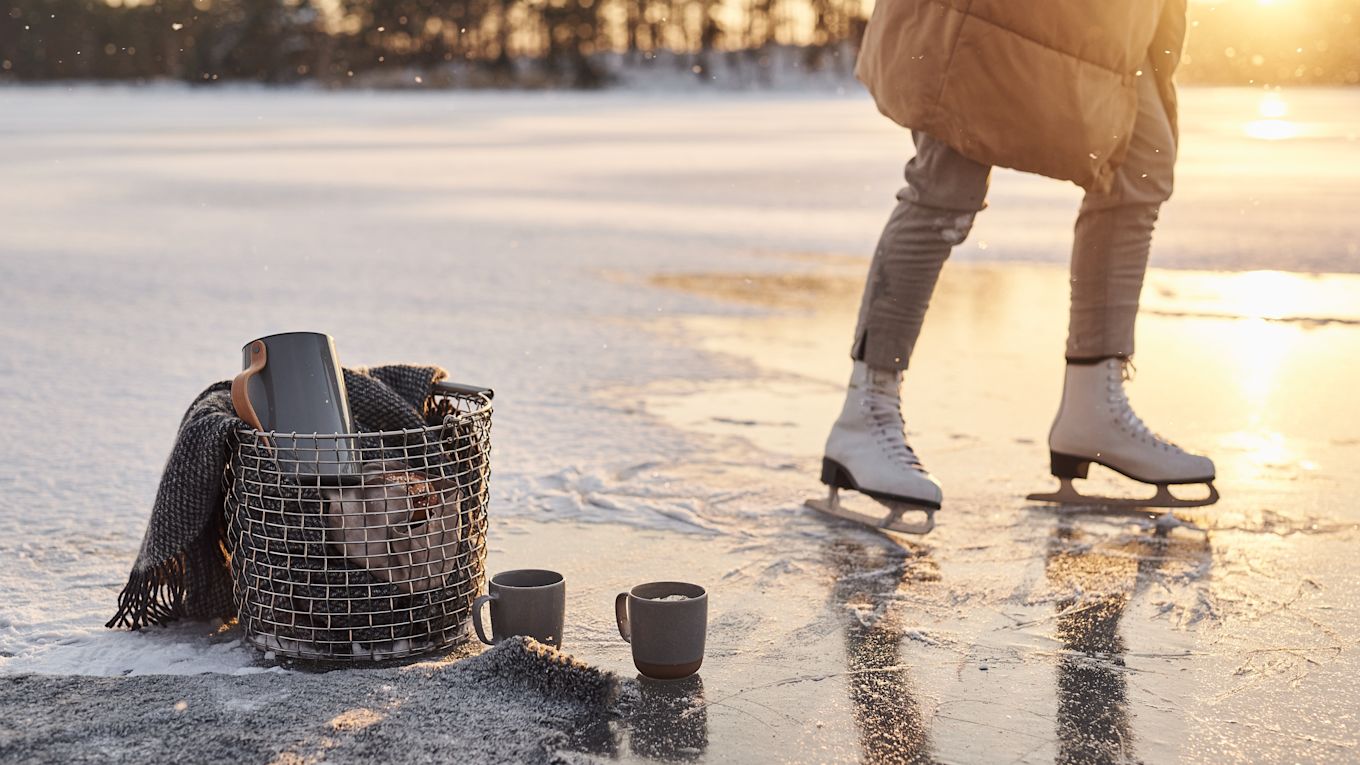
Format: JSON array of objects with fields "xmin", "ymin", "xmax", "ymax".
[
  {"xmin": 807, "ymin": 362, "xmax": 941, "ymax": 535},
  {"xmin": 1027, "ymin": 359, "xmax": 1218, "ymax": 524}
]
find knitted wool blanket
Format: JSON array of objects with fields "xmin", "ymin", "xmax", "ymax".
[{"xmin": 106, "ymin": 365, "xmax": 452, "ymax": 632}]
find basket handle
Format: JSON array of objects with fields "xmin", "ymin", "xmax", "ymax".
[
  {"xmin": 231, "ymin": 340, "xmax": 267, "ymax": 430},
  {"xmin": 433, "ymin": 380, "xmax": 494, "ymax": 400}
]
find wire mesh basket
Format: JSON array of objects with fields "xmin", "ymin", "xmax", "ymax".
[{"xmin": 225, "ymin": 380, "xmax": 492, "ymax": 662}]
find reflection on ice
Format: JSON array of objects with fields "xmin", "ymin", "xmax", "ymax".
[
  {"xmin": 1049, "ymin": 529, "xmax": 1135, "ymax": 764},
  {"xmin": 1245, "ymin": 92, "xmax": 1300, "ymax": 140},
  {"xmin": 1046, "ymin": 523, "xmax": 1210, "ymax": 764},
  {"xmin": 1220, "ymin": 430, "xmax": 1292, "ymax": 472},
  {"xmin": 625, "ymin": 675, "xmax": 709, "ymax": 761},
  {"xmin": 826, "ymin": 538, "xmax": 937, "ymax": 764},
  {"xmin": 1245, "ymin": 119, "xmax": 1300, "ymax": 141},
  {"xmin": 1141, "ymin": 269, "xmax": 1360, "ymax": 324},
  {"xmin": 1258, "ymin": 93, "xmax": 1288, "ymax": 119}
]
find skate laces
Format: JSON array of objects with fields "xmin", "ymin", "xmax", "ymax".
[
  {"xmin": 1106, "ymin": 359, "xmax": 1181, "ymax": 452},
  {"xmin": 862, "ymin": 372, "xmax": 924, "ymax": 469}
]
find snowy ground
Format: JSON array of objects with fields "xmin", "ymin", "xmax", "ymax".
[{"xmin": 1, "ymin": 86, "xmax": 1358, "ymax": 762}]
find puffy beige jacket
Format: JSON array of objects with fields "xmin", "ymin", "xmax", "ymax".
[{"xmin": 856, "ymin": 0, "xmax": 1187, "ymax": 192}]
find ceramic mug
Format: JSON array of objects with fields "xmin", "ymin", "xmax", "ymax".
[
  {"xmin": 473, "ymin": 569, "xmax": 566, "ymax": 648},
  {"xmin": 231, "ymin": 331, "xmax": 358, "ymax": 483},
  {"xmin": 615, "ymin": 581, "xmax": 707, "ymax": 680}
]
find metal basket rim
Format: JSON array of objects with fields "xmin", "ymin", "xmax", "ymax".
[{"xmin": 232, "ymin": 391, "xmax": 492, "ymax": 441}]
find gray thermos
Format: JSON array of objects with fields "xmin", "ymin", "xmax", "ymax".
[{"xmin": 231, "ymin": 332, "xmax": 359, "ymax": 484}]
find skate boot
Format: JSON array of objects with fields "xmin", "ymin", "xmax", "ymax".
[
  {"xmin": 806, "ymin": 362, "xmax": 941, "ymax": 535},
  {"xmin": 1028, "ymin": 358, "xmax": 1219, "ymax": 512}
]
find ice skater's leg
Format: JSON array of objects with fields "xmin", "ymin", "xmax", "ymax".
[
  {"xmin": 851, "ymin": 132, "xmax": 991, "ymax": 371},
  {"xmin": 1044, "ymin": 63, "xmax": 1218, "ymax": 505},
  {"xmin": 822, "ymin": 134, "xmax": 990, "ymax": 517},
  {"xmin": 1066, "ymin": 64, "xmax": 1176, "ymax": 362}
]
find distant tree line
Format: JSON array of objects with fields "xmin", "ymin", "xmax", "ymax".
[
  {"xmin": 2, "ymin": 0, "xmax": 1357, "ymax": 87},
  {"xmin": 0, "ymin": 0, "xmax": 864, "ymax": 86}
]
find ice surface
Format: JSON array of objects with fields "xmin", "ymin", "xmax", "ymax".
[
  {"xmin": 635, "ymin": 261, "xmax": 1360, "ymax": 763},
  {"xmin": 1, "ymin": 85, "xmax": 1358, "ymax": 762}
]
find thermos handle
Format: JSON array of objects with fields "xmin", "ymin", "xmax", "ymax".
[{"xmin": 231, "ymin": 340, "xmax": 267, "ymax": 430}]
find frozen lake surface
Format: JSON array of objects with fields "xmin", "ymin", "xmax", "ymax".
[{"xmin": 1, "ymin": 86, "xmax": 1358, "ymax": 762}]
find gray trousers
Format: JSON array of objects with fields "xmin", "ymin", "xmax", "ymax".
[{"xmin": 851, "ymin": 62, "xmax": 1177, "ymax": 369}]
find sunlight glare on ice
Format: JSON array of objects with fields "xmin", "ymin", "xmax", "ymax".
[{"xmin": 1245, "ymin": 92, "xmax": 1299, "ymax": 140}]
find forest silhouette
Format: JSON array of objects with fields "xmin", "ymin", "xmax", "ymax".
[{"xmin": 3, "ymin": 0, "xmax": 1358, "ymax": 87}]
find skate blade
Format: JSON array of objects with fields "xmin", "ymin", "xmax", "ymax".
[
  {"xmin": 1026, "ymin": 479, "xmax": 1218, "ymax": 509},
  {"xmin": 805, "ymin": 497, "xmax": 936, "ymax": 536},
  {"xmin": 1026, "ymin": 479, "xmax": 1215, "ymax": 532}
]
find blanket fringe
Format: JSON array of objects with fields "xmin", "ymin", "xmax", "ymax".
[{"xmin": 104, "ymin": 556, "xmax": 188, "ymax": 630}]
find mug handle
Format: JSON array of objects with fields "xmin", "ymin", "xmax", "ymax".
[
  {"xmin": 231, "ymin": 340, "xmax": 267, "ymax": 431},
  {"xmin": 472, "ymin": 593, "xmax": 497, "ymax": 645},
  {"xmin": 614, "ymin": 592, "xmax": 631, "ymax": 643}
]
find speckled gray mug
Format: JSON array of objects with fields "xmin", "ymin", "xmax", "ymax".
[
  {"xmin": 473, "ymin": 569, "xmax": 566, "ymax": 648},
  {"xmin": 615, "ymin": 581, "xmax": 707, "ymax": 680}
]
